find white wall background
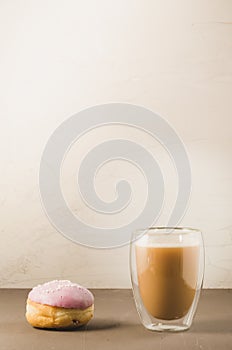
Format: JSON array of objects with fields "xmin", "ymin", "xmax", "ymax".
[{"xmin": 0, "ymin": 0, "xmax": 232, "ymax": 288}]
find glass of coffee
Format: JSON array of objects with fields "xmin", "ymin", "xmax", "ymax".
[{"xmin": 130, "ymin": 227, "xmax": 204, "ymax": 332}]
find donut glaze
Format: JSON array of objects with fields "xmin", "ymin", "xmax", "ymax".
[{"xmin": 28, "ymin": 280, "xmax": 94, "ymax": 309}]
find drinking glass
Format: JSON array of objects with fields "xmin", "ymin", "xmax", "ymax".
[{"xmin": 130, "ymin": 227, "xmax": 204, "ymax": 332}]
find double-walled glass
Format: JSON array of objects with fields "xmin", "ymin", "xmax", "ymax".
[{"xmin": 130, "ymin": 227, "xmax": 204, "ymax": 332}]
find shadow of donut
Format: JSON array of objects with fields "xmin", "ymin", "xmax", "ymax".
[{"xmin": 85, "ymin": 318, "xmax": 121, "ymax": 331}]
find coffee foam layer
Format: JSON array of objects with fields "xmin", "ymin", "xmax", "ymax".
[{"xmin": 135, "ymin": 235, "xmax": 199, "ymax": 248}]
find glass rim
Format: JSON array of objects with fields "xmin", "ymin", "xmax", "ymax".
[{"xmin": 133, "ymin": 226, "xmax": 201, "ymax": 237}]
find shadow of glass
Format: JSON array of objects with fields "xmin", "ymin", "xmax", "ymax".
[{"xmin": 191, "ymin": 319, "xmax": 232, "ymax": 334}]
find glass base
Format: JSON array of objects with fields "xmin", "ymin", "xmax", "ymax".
[{"xmin": 146, "ymin": 323, "xmax": 189, "ymax": 332}]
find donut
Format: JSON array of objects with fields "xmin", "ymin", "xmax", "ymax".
[{"xmin": 25, "ymin": 280, "xmax": 94, "ymax": 329}]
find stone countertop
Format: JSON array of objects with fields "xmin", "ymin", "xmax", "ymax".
[{"xmin": 0, "ymin": 289, "xmax": 231, "ymax": 350}]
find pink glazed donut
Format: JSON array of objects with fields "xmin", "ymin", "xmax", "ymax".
[{"xmin": 26, "ymin": 280, "xmax": 94, "ymax": 329}]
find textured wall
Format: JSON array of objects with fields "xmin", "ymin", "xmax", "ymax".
[{"xmin": 0, "ymin": 0, "xmax": 232, "ymax": 288}]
